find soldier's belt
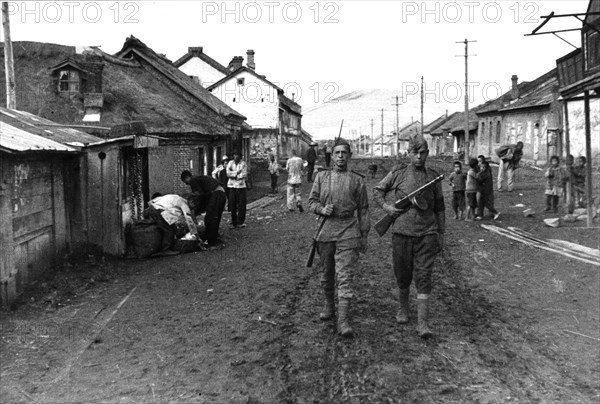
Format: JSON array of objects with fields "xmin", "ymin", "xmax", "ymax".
[{"xmin": 331, "ymin": 213, "xmax": 354, "ymax": 219}]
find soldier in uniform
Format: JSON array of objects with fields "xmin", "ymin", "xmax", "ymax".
[
  {"xmin": 308, "ymin": 138, "xmax": 370, "ymax": 337},
  {"xmin": 373, "ymin": 134, "xmax": 445, "ymax": 338}
]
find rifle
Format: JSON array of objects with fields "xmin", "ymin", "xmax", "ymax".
[
  {"xmin": 306, "ymin": 216, "xmax": 327, "ymax": 267},
  {"xmin": 374, "ymin": 174, "xmax": 444, "ymax": 237},
  {"xmin": 337, "ymin": 119, "xmax": 344, "ymax": 140}
]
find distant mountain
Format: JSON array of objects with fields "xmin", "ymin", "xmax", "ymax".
[{"xmin": 303, "ymin": 89, "xmax": 449, "ymax": 140}]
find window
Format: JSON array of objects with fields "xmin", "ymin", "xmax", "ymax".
[
  {"xmin": 495, "ymin": 121, "xmax": 501, "ymax": 143},
  {"xmin": 585, "ymin": 30, "xmax": 600, "ymax": 72},
  {"xmin": 58, "ymin": 69, "xmax": 80, "ymax": 93},
  {"xmin": 237, "ymin": 77, "xmax": 245, "ymax": 86},
  {"xmin": 480, "ymin": 122, "xmax": 485, "ymax": 143}
]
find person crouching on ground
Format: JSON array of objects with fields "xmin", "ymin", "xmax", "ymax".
[
  {"xmin": 475, "ymin": 160, "xmax": 500, "ymax": 221},
  {"xmin": 144, "ymin": 193, "xmax": 199, "ymax": 252},
  {"xmin": 449, "ymin": 161, "xmax": 466, "ymax": 220},
  {"xmin": 544, "ymin": 155, "xmax": 564, "ymax": 213},
  {"xmin": 308, "ymin": 138, "xmax": 370, "ymax": 338}
]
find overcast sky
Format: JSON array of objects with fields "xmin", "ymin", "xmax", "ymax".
[{"xmin": 2, "ymin": 0, "xmax": 590, "ymax": 115}]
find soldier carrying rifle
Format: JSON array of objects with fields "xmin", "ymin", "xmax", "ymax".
[
  {"xmin": 373, "ymin": 134, "xmax": 445, "ymax": 338},
  {"xmin": 308, "ymin": 138, "xmax": 370, "ymax": 338}
]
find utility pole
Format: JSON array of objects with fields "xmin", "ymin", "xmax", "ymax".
[
  {"xmin": 380, "ymin": 108, "xmax": 384, "ymax": 158},
  {"xmin": 392, "ymin": 96, "xmax": 401, "ymax": 158},
  {"xmin": 2, "ymin": 2, "xmax": 16, "ymax": 109},
  {"xmin": 420, "ymin": 76, "xmax": 424, "ymax": 136},
  {"xmin": 456, "ymin": 38, "xmax": 476, "ymax": 164},
  {"xmin": 370, "ymin": 118, "xmax": 374, "ymax": 157}
]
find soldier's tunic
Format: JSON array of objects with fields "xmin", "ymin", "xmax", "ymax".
[
  {"xmin": 373, "ymin": 164, "xmax": 445, "ymax": 294},
  {"xmin": 309, "ymin": 169, "xmax": 370, "ymax": 299}
]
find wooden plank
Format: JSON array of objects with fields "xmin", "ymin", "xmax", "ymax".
[
  {"xmin": 482, "ymin": 224, "xmax": 599, "ymax": 267},
  {"xmin": 13, "ymin": 233, "xmax": 52, "ymax": 287},
  {"xmin": 13, "ymin": 209, "xmax": 53, "ymax": 239},
  {"xmin": 11, "ymin": 176, "xmax": 52, "ymax": 198},
  {"xmin": 0, "ymin": 184, "xmax": 17, "ymax": 307},
  {"xmin": 52, "ymin": 162, "xmax": 67, "ymax": 253},
  {"xmin": 13, "ymin": 225, "xmax": 53, "ymax": 245},
  {"xmin": 11, "ymin": 194, "xmax": 53, "ymax": 218}
]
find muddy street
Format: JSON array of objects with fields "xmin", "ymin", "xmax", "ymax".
[{"xmin": 1, "ymin": 160, "xmax": 599, "ymax": 404}]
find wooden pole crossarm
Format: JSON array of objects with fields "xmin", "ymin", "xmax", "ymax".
[
  {"xmin": 531, "ymin": 11, "xmax": 554, "ymax": 35},
  {"xmin": 524, "ymin": 27, "xmax": 581, "ymax": 36}
]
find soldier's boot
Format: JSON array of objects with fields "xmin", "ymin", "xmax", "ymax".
[
  {"xmin": 417, "ymin": 294, "xmax": 433, "ymax": 339},
  {"xmin": 552, "ymin": 195, "xmax": 559, "ymax": 213},
  {"xmin": 337, "ymin": 298, "xmax": 354, "ymax": 338},
  {"xmin": 396, "ymin": 288, "xmax": 410, "ymax": 324},
  {"xmin": 319, "ymin": 290, "xmax": 335, "ymax": 321}
]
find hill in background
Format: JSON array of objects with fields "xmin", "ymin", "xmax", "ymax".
[{"xmin": 303, "ymin": 89, "xmax": 450, "ymax": 140}]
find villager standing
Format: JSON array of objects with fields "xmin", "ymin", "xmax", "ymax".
[
  {"xmin": 212, "ymin": 155, "xmax": 230, "ymax": 211},
  {"xmin": 180, "ymin": 171, "xmax": 226, "ymax": 246},
  {"xmin": 373, "ymin": 134, "xmax": 445, "ymax": 338},
  {"xmin": 306, "ymin": 142, "xmax": 318, "ymax": 182},
  {"xmin": 495, "ymin": 141, "xmax": 524, "ymax": 192},
  {"xmin": 226, "ymin": 150, "xmax": 248, "ymax": 228},
  {"xmin": 286, "ymin": 149, "xmax": 305, "ymax": 212},
  {"xmin": 448, "ymin": 161, "xmax": 466, "ymax": 220},
  {"xmin": 465, "ymin": 158, "xmax": 479, "ymax": 221},
  {"xmin": 308, "ymin": 138, "xmax": 370, "ymax": 338},
  {"xmin": 475, "ymin": 160, "xmax": 501, "ymax": 220},
  {"xmin": 268, "ymin": 154, "xmax": 280, "ymax": 194}
]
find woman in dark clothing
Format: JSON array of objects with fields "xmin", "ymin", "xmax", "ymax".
[{"xmin": 475, "ymin": 161, "xmax": 501, "ymax": 221}]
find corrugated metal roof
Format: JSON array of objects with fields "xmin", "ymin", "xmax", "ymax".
[
  {"xmin": 0, "ymin": 107, "xmax": 103, "ymax": 153},
  {"xmin": 0, "ymin": 121, "xmax": 77, "ymax": 152}
]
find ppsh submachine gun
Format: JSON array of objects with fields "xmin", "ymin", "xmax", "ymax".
[{"xmin": 374, "ymin": 174, "xmax": 444, "ymax": 237}]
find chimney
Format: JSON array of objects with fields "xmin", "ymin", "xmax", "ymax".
[
  {"xmin": 511, "ymin": 75, "xmax": 519, "ymax": 100},
  {"xmin": 246, "ymin": 49, "xmax": 255, "ymax": 70},
  {"xmin": 189, "ymin": 46, "xmax": 203, "ymax": 56},
  {"xmin": 445, "ymin": 109, "xmax": 448, "ymax": 118},
  {"xmin": 228, "ymin": 56, "xmax": 244, "ymax": 72}
]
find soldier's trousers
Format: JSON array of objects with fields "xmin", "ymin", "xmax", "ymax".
[
  {"xmin": 392, "ymin": 234, "xmax": 439, "ymax": 294},
  {"xmin": 317, "ymin": 241, "xmax": 359, "ymax": 299}
]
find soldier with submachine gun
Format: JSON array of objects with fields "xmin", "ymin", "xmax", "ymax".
[{"xmin": 373, "ymin": 134, "xmax": 445, "ymax": 338}]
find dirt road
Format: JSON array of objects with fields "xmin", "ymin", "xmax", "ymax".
[{"xmin": 1, "ymin": 159, "xmax": 598, "ymax": 403}]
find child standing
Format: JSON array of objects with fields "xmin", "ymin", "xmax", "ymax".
[
  {"xmin": 475, "ymin": 160, "xmax": 501, "ymax": 220},
  {"xmin": 449, "ymin": 161, "xmax": 467, "ymax": 219},
  {"xmin": 545, "ymin": 155, "xmax": 564, "ymax": 213},
  {"xmin": 465, "ymin": 158, "xmax": 479, "ymax": 221}
]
